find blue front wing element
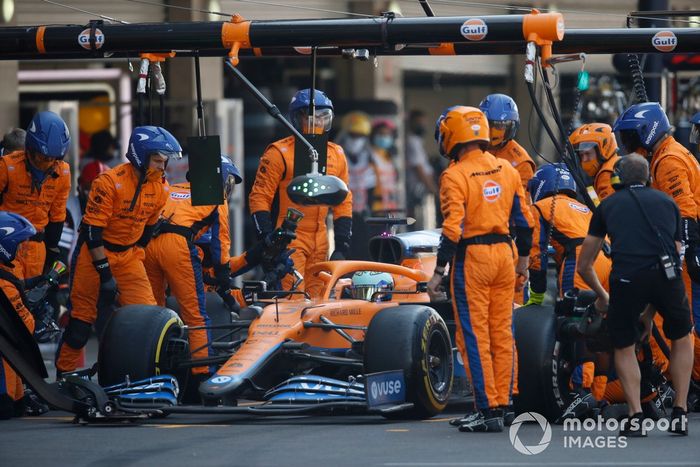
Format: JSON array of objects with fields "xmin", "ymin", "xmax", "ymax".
[
  {"xmin": 264, "ymin": 375, "xmax": 366, "ymax": 404},
  {"xmin": 103, "ymin": 375, "xmax": 179, "ymax": 407}
]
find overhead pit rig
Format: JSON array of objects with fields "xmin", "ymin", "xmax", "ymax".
[{"xmin": 0, "ymin": 8, "xmax": 699, "ymax": 421}]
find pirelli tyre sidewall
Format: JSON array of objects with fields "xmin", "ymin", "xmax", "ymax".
[
  {"xmin": 364, "ymin": 305, "xmax": 453, "ymax": 419},
  {"xmin": 98, "ymin": 305, "xmax": 187, "ymax": 388},
  {"xmin": 513, "ymin": 304, "xmax": 570, "ymax": 421}
]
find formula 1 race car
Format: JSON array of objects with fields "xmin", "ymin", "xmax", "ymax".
[{"xmin": 95, "ymin": 227, "xmax": 454, "ymax": 419}]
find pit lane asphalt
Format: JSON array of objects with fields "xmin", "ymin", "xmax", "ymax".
[
  {"xmin": 4, "ymin": 340, "xmax": 698, "ymax": 466},
  {"xmin": 1, "ymin": 407, "xmax": 698, "ymax": 466}
]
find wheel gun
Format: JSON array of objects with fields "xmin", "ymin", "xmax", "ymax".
[
  {"xmin": 262, "ymin": 208, "xmax": 304, "ymax": 287},
  {"xmin": 25, "ymin": 261, "xmax": 67, "ymax": 343}
]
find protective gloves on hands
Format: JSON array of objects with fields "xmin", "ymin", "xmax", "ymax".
[
  {"xmin": 685, "ymin": 243, "xmax": 700, "ymax": 283},
  {"xmin": 525, "ymin": 290, "xmax": 545, "ymax": 306},
  {"xmin": 93, "ymin": 258, "xmax": 118, "ymax": 309}
]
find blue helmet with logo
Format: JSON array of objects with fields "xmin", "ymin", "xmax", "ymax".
[
  {"xmin": 0, "ymin": 211, "xmax": 36, "ymax": 263},
  {"xmin": 479, "ymin": 94, "xmax": 519, "ymax": 147},
  {"xmin": 221, "ymin": 154, "xmax": 242, "ymax": 197},
  {"xmin": 25, "ymin": 111, "xmax": 71, "ymax": 159},
  {"xmin": 288, "ymin": 89, "xmax": 334, "ymax": 134},
  {"xmin": 690, "ymin": 112, "xmax": 700, "ymax": 145},
  {"xmin": 127, "ymin": 126, "xmax": 182, "ymax": 171},
  {"xmin": 527, "ymin": 163, "xmax": 577, "ymax": 203},
  {"xmin": 612, "ymin": 102, "xmax": 671, "ymax": 153}
]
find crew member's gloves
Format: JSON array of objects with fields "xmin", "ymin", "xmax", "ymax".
[
  {"xmin": 525, "ymin": 290, "xmax": 545, "ymax": 306},
  {"xmin": 331, "ymin": 217, "xmax": 352, "ymax": 261},
  {"xmin": 262, "ymin": 228, "xmax": 296, "ymax": 271},
  {"xmin": 263, "ymin": 249, "xmax": 295, "ymax": 287},
  {"xmin": 93, "ymin": 258, "xmax": 118, "ymax": 309},
  {"xmin": 682, "ymin": 218, "xmax": 700, "ymax": 283},
  {"xmin": 217, "ymin": 288, "xmax": 241, "ymax": 313},
  {"xmin": 43, "ymin": 247, "xmax": 61, "ymax": 275},
  {"xmin": 686, "ymin": 243, "xmax": 700, "ymax": 284},
  {"xmin": 213, "ymin": 264, "xmax": 233, "ymax": 290},
  {"xmin": 252, "ymin": 211, "xmax": 273, "ymax": 240},
  {"xmin": 31, "ymin": 302, "xmax": 60, "ymax": 343},
  {"xmin": 263, "ymin": 227, "xmax": 296, "ymax": 249},
  {"xmin": 330, "ymin": 237, "xmax": 350, "ymax": 261}
]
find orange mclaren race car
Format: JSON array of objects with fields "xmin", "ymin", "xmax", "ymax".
[{"xmin": 92, "ymin": 226, "xmax": 455, "ymax": 419}]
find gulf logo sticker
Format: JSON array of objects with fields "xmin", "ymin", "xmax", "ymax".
[
  {"xmin": 483, "ymin": 180, "xmax": 501, "ymax": 202},
  {"xmin": 460, "ymin": 19, "xmax": 488, "ymax": 41},
  {"xmin": 651, "ymin": 31, "xmax": 677, "ymax": 52},
  {"xmin": 78, "ymin": 28, "xmax": 105, "ymax": 50}
]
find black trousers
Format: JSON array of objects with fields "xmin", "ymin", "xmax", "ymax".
[{"xmin": 608, "ymin": 268, "xmax": 693, "ymax": 349}]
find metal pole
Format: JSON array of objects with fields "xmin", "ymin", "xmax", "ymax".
[{"xmin": 194, "ymin": 53, "xmax": 206, "ymax": 136}]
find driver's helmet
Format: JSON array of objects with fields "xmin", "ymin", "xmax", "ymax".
[{"xmin": 350, "ymin": 271, "xmax": 394, "ymax": 301}]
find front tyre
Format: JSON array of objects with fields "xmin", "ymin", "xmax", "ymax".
[{"xmin": 364, "ymin": 305, "xmax": 453, "ymax": 419}]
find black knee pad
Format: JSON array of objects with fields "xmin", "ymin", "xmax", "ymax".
[{"xmin": 62, "ymin": 318, "xmax": 92, "ymax": 349}]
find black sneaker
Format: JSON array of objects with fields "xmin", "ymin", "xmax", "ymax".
[
  {"xmin": 459, "ymin": 408, "xmax": 504, "ymax": 433},
  {"xmin": 619, "ymin": 412, "xmax": 647, "ymax": 437},
  {"xmin": 22, "ymin": 389, "xmax": 49, "ymax": 416},
  {"xmin": 641, "ymin": 399, "xmax": 664, "ymax": 421},
  {"xmin": 449, "ymin": 410, "xmax": 479, "ymax": 427},
  {"xmin": 0, "ymin": 394, "xmax": 15, "ymax": 420},
  {"xmin": 668, "ymin": 407, "xmax": 688, "ymax": 436},
  {"xmin": 503, "ymin": 405, "xmax": 515, "ymax": 427},
  {"xmin": 689, "ymin": 380, "xmax": 700, "ymax": 412},
  {"xmin": 556, "ymin": 390, "xmax": 596, "ymax": 424}
]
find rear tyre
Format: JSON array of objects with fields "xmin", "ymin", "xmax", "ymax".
[
  {"xmin": 364, "ymin": 305, "xmax": 453, "ymax": 419},
  {"xmin": 513, "ymin": 304, "xmax": 571, "ymax": 421},
  {"xmin": 98, "ymin": 305, "xmax": 189, "ymax": 389}
]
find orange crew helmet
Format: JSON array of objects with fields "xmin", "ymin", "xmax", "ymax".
[
  {"xmin": 434, "ymin": 106, "xmax": 490, "ymax": 158},
  {"xmin": 569, "ymin": 123, "xmax": 619, "ymax": 177}
]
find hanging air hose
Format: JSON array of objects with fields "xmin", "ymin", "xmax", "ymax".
[
  {"xmin": 540, "ymin": 65, "xmax": 595, "ymax": 210},
  {"xmin": 627, "ymin": 53, "xmax": 649, "ymax": 104},
  {"xmin": 524, "ymin": 43, "xmax": 595, "ymax": 211}
]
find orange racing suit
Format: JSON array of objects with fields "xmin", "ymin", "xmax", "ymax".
[
  {"xmin": 437, "ymin": 147, "xmax": 534, "ymax": 410},
  {"xmin": 0, "ymin": 264, "xmax": 35, "ymax": 405},
  {"xmin": 249, "ymin": 136, "xmax": 352, "ymax": 297},
  {"xmin": 490, "ymin": 140, "xmax": 535, "ymax": 305},
  {"xmin": 591, "ymin": 155, "xmax": 620, "ymax": 203},
  {"xmin": 489, "ymin": 140, "xmax": 536, "ymax": 198},
  {"xmin": 650, "ymin": 136, "xmax": 700, "ymax": 381},
  {"xmin": 529, "ymin": 194, "xmax": 611, "ymax": 297},
  {"xmin": 0, "ymin": 151, "xmax": 70, "ymax": 280},
  {"xmin": 56, "ymin": 163, "xmax": 169, "ymax": 373},
  {"xmin": 144, "ymin": 182, "xmax": 230, "ymax": 376}
]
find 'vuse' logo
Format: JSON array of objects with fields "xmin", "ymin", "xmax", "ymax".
[{"xmin": 460, "ymin": 19, "xmax": 488, "ymax": 41}]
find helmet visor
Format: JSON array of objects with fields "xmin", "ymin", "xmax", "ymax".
[
  {"xmin": 488, "ymin": 120, "xmax": 516, "ymax": 146},
  {"xmin": 156, "ymin": 150, "xmax": 182, "ymax": 160},
  {"xmin": 616, "ymin": 130, "xmax": 643, "ymax": 155},
  {"xmin": 691, "ymin": 124, "xmax": 700, "ymax": 145},
  {"xmin": 297, "ymin": 108, "xmax": 334, "ymax": 135},
  {"xmin": 350, "ymin": 284, "xmax": 391, "ymax": 301}
]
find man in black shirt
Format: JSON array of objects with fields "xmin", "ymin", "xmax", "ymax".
[{"xmin": 578, "ymin": 153, "xmax": 693, "ymax": 436}]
